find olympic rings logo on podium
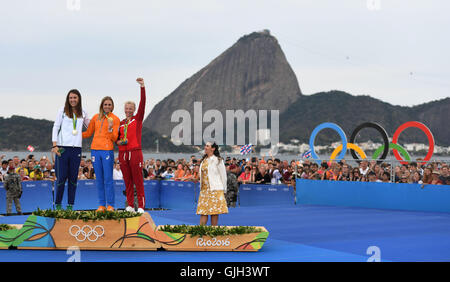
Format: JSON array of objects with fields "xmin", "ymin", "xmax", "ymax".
[
  {"xmin": 69, "ymin": 225, "xmax": 105, "ymax": 242},
  {"xmin": 309, "ymin": 121, "xmax": 435, "ymax": 165}
]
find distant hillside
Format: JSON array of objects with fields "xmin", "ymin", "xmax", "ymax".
[
  {"xmin": 0, "ymin": 115, "xmax": 196, "ymax": 153},
  {"xmin": 279, "ymin": 91, "xmax": 450, "ymax": 146},
  {"xmin": 2, "ymin": 31, "xmax": 448, "ymax": 150},
  {"xmin": 144, "ymin": 30, "xmax": 302, "ymax": 138},
  {"xmin": 143, "ymin": 30, "xmax": 449, "ymax": 147},
  {"xmin": 0, "ymin": 116, "xmax": 55, "ymax": 151}
]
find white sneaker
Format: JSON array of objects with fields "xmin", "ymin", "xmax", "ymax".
[
  {"xmin": 137, "ymin": 208, "xmax": 145, "ymax": 214},
  {"xmin": 125, "ymin": 206, "xmax": 135, "ymax": 213}
]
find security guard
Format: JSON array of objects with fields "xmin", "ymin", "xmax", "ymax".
[
  {"xmin": 4, "ymin": 165, "xmax": 23, "ymax": 215},
  {"xmin": 225, "ymin": 164, "xmax": 239, "ymax": 208}
]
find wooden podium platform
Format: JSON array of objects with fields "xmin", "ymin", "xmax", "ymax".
[{"xmin": 0, "ymin": 212, "xmax": 268, "ymax": 252}]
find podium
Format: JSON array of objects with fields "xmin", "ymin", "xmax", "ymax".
[{"xmin": 0, "ymin": 212, "xmax": 268, "ymax": 252}]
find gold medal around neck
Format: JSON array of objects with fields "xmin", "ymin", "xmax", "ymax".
[{"xmin": 72, "ymin": 130, "xmax": 78, "ymax": 135}]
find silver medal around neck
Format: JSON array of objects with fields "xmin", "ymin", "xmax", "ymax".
[{"xmin": 72, "ymin": 130, "xmax": 78, "ymax": 136}]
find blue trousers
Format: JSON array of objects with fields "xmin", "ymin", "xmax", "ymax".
[
  {"xmin": 55, "ymin": 146, "xmax": 81, "ymax": 206},
  {"xmin": 91, "ymin": 150, "xmax": 115, "ymax": 207}
]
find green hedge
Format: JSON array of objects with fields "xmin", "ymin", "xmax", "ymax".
[
  {"xmin": 0, "ymin": 224, "xmax": 16, "ymax": 231},
  {"xmin": 159, "ymin": 224, "xmax": 263, "ymax": 237},
  {"xmin": 32, "ymin": 208, "xmax": 140, "ymax": 222}
]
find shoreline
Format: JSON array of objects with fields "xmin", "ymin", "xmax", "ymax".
[{"xmin": 2, "ymin": 151, "xmax": 450, "ymax": 162}]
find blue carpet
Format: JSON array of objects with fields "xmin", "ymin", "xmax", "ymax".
[{"xmin": 1, "ymin": 205, "xmax": 449, "ymax": 262}]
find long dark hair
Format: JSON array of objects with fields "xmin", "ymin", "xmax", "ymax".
[
  {"xmin": 64, "ymin": 89, "xmax": 83, "ymax": 118},
  {"xmin": 201, "ymin": 142, "xmax": 223, "ymax": 162}
]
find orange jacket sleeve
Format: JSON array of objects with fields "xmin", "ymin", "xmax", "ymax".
[{"xmin": 82, "ymin": 114, "xmax": 97, "ymax": 139}]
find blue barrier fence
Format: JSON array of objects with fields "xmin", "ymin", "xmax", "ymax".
[
  {"xmin": 0, "ymin": 179, "xmax": 294, "ymax": 213},
  {"xmin": 114, "ymin": 180, "xmax": 126, "ymax": 209},
  {"xmin": 144, "ymin": 180, "xmax": 161, "ymax": 209},
  {"xmin": 60, "ymin": 180, "xmax": 161, "ymax": 210},
  {"xmin": 239, "ymin": 184, "xmax": 295, "ymax": 207},
  {"xmin": 160, "ymin": 181, "xmax": 199, "ymax": 210},
  {"xmin": 0, "ymin": 181, "xmax": 53, "ymax": 214},
  {"xmin": 3, "ymin": 178, "xmax": 448, "ymax": 214},
  {"xmin": 63, "ymin": 179, "xmax": 97, "ymax": 211},
  {"xmin": 0, "ymin": 180, "xmax": 202, "ymax": 213},
  {"xmin": 296, "ymin": 179, "xmax": 450, "ymax": 213}
]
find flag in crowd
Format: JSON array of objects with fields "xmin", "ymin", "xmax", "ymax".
[
  {"xmin": 302, "ymin": 149, "xmax": 312, "ymax": 159},
  {"xmin": 27, "ymin": 145, "xmax": 35, "ymax": 152},
  {"xmin": 240, "ymin": 144, "xmax": 253, "ymax": 155}
]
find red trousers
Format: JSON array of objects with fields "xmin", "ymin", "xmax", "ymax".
[{"xmin": 119, "ymin": 149, "xmax": 145, "ymax": 209}]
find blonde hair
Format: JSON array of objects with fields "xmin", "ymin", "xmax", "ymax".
[
  {"xmin": 98, "ymin": 96, "xmax": 115, "ymax": 120},
  {"xmin": 124, "ymin": 101, "xmax": 136, "ymax": 110}
]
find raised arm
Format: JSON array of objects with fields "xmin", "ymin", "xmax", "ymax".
[{"xmin": 136, "ymin": 77, "xmax": 146, "ymax": 121}]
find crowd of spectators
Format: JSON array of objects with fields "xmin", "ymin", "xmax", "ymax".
[
  {"xmin": 294, "ymin": 159, "xmax": 449, "ymax": 185},
  {"xmin": 0, "ymin": 154, "xmax": 56, "ymax": 182},
  {"xmin": 1, "ymin": 154, "xmax": 449, "ymax": 186},
  {"xmin": 122, "ymin": 156, "xmax": 449, "ymax": 186}
]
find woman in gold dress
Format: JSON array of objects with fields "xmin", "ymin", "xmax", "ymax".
[{"xmin": 196, "ymin": 142, "xmax": 228, "ymax": 226}]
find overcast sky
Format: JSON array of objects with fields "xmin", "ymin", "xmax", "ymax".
[{"xmin": 0, "ymin": 0, "xmax": 449, "ymax": 121}]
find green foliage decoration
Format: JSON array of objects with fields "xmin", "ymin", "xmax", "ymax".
[
  {"xmin": 159, "ymin": 224, "xmax": 263, "ymax": 238},
  {"xmin": 32, "ymin": 208, "xmax": 140, "ymax": 222}
]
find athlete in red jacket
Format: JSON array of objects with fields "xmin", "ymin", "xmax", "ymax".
[{"xmin": 117, "ymin": 77, "xmax": 146, "ymax": 213}]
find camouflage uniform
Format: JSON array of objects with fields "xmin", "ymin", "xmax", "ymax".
[
  {"xmin": 4, "ymin": 172, "xmax": 22, "ymax": 214},
  {"xmin": 226, "ymin": 171, "xmax": 239, "ymax": 207}
]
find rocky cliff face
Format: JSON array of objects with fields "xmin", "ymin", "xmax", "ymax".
[
  {"xmin": 143, "ymin": 30, "xmax": 449, "ymax": 148},
  {"xmin": 143, "ymin": 30, "xmax": 302, "ymax": 139}
]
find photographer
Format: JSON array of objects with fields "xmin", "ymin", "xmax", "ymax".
[
  {"xmin": 270, "ymin": 159, "xmax": 283, "ymax": 184},
  {"xmin": 161, "ymin": 166, "xmax": 175, "ymax": 180},
  {"xmin": 155, "ymin": 160, "xmax": 167, "ymax": 179}
]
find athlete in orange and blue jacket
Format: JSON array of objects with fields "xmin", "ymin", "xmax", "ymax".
[{"xmin": 83, "ymin": 96, "xmax": 120, "ymax": 212}]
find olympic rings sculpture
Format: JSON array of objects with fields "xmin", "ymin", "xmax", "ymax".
[
  {"xmin": 69, "ymin": 225, "xmax": 105, "ymax": 242},
  {"xmin": 309, "ymin": 121, "xmax": 435, "ymax": 165}
]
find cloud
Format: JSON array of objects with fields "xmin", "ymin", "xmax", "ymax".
[{"xmin": 0, "ymin": 0, "xmax": 449, "ymax": 120}]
